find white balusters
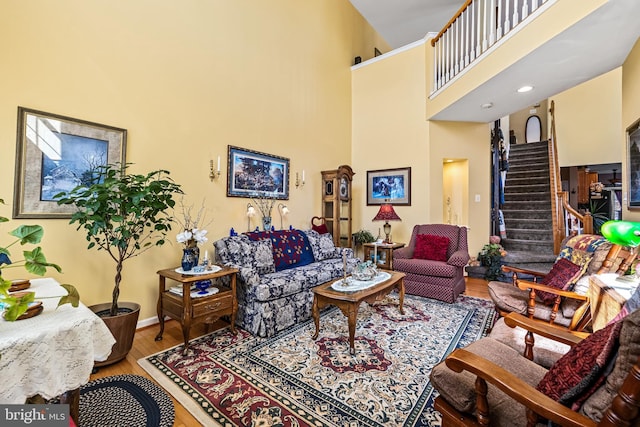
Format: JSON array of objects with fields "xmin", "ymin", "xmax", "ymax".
[
  {"xmin": 431, "ymin": 0, "xmax": 549, "ymax": 93},
  {"xmin": 504, "ymin": 0, "xmax": 511, "ymax": 33}
]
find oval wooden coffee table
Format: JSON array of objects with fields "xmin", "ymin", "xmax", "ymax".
[{"xmin": 311, "ymin": 271, "xmax": 405, "ymax": 354}]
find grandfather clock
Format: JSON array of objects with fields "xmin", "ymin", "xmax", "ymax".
[{"xmin": 321, "ymin": 165, "xmax": 354, "ymax": 247}]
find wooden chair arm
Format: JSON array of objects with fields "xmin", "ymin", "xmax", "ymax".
[
  {"xmin": 502, "ymin": 265, "xmax": 546, "ymax": 279},
  {"xmin": 514, "ymin": 279, "xmax": 590, "ymax": 331},
  {"xmin": 515, "ymin": 280, "xmax": 589, "ymax": 301},
  {"xmin": 444, "ymin": 349, "xmax": 597, "ymax": 427},
  {"xmin": 503, "ymin": 313, "xmax": 589, "ymax": 346}
]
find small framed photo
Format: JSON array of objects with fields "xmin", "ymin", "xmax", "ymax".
[
  {"xmin": 627, "ymin": 118, "xmax": 640, "ymax": 209},
  {"xmin": 226, "ymin": 145, "xmax": 289, "ymax": 199},
  {"xmin": 13, "ymin": 107, "xmax": 127, "ymax": 219},
  {"xmin": 366, "ymin": 167, "xmax": 411, "ymax": 206}
]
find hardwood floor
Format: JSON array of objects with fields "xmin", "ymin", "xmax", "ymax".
[{"xmin": 91, "ymin": 277, "xmax": 491, "ymax": 426}]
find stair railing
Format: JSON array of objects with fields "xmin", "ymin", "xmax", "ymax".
[
  {"xmin": 430, "ymin": 0, "xmax": 553, "ymax": 94},
  {"xmin": 548, "ymin": 101, "xmax": 593, "ymax": 254}
]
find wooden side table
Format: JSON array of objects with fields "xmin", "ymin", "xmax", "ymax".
[
  {"xmin": 155, "ymin": 266, "xmax": 239, "ymax": 354},
  {"xmin": 588, "ymin": 274, "xmax": 638, "ymax": 331},
  {"xmin": 363, "ymin": 242, "xmax": 405, "ymax": 270}
]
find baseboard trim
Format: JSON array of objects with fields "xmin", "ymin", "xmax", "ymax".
[{"xmin": 137, "ymin": 315, "xmax": 162, "ymax": 330}]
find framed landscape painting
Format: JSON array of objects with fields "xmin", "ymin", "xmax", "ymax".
[
  {"xmin": 366, "ymin": 167, "xmax": 411, "ymax": 206},
  {"xmin": 627, "ymin": 118, "xmax": 640, "ymax": 209},
  {"xmin": 13, "ymin": 107, "xmax": 126, "ymax": 218},
  {"xmin": 226, "ymin": 145, "xmax": 289, "ymax": 199}
]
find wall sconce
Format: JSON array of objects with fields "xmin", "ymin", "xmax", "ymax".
[
  {"xmin": 295, "ymin": 170, "xmax": 305, "ymax": 189},
  {"xmin": 209, "ymin": 156, "xmax": 221, "ymax": 181},
  {"xmin": 278, "ymin": 203, "xmax": 289, "ymax": 230},
  {"xmin": 246, "ymin": 203, "xmax": 256, "ymax": 231}
]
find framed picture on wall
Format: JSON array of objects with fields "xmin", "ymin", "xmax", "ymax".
[
  {"xmin": 13, "ymin": 107, "xmax": 127, "ymax": 218},
  {"xmin": 226, "ymin": 145, "xmax": 290, "ymax": 199},
  {"xmin": 627, "ymin": 118, "xmax": 640, "ymax": 209},
  {"xmin": 366, "ymin": 167, "xmax": 411, "ymax": 206}
]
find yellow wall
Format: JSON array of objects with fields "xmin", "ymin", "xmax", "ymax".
[
  {"xmin": 351, "ymin": 44, "xmax": 429, "ymax": 245},
  {"xmin": 351, "ymin": 43, "xmax": 490, "ymax": 257},
  {"xmin": 0, "ymin": 1, "xmax": 382, "ymax": 321},
  {"xmin": 551, "ymin": 69, "xmax": 622, "ymax": 167},
  {"xmin": 623, "ymin": 39, "xmax": 640, "ymax": 220}
]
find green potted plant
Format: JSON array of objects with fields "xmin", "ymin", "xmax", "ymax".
[
  {"xmin": 352, "ymin": 229, "xmax": 375, "ymax": 258},
  {"xmin": 477, "ymin": 241, "xmax": 507, "ymax": 281},
  {"xmin": 589, "ymin": 199, "xmax": 610, "ymax": 235},
  {"xmin": 0, "ymin": 198, "xmax": 79, "ymax": 321},
  {"xmin": 55, "ymin": 164, "xmax": 182, "ymax": 365}
]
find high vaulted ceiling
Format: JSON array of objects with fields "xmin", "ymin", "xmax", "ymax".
[
  {"xmin": 349, "ymin": 0, "xmax": 461, "ymax": 49},
  {"xmin": 350, "ymin": 0, "xmax": 640, "ymax": 123}
]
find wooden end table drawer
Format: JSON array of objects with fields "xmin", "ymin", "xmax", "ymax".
[{"xmin": 192, "ymin": 292, "xmax": 233, "ymax": 318}]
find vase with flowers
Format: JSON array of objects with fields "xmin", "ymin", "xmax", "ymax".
[
  {"xmin": 176, "ymin": 199, "xmax": 211, "ymax": 271},
  {"xmin": 251, "ymin": 192, "xmax": 277, "ymax": 231}
]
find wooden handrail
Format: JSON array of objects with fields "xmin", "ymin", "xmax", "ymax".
[
  {"xmin": 559, "ymin": 191, "xmax": 594, "ymax": 235},
  {"xmin": 549, "ymin": 101, "xmax": 594, "ymax": 251},
  {"xmin": 548, "ymin": 100, "xmax": 564, "ymax": 253},
  {"xmin": 430, "ymin": 0, "xmax": 473, "ymax": 46}
]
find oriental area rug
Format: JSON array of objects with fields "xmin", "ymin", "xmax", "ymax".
[{"xmin": 138, "ymin": 294, "xmax": 497, "ymax": 427}]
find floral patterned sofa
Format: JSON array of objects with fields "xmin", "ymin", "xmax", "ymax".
[{"xmin": 214, "ymin": 229, "xmax": 359, "ymax": 337}]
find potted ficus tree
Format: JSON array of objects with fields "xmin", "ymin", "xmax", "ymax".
[
  {"xmin": 55, "ymin": 163, "xmax": 182, "ymax": 366},
  {"xmin": 0, "ymin": 198, "xmax": 79, "ymax": 321}
]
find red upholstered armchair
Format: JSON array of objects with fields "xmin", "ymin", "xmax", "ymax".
[{"xmin": 393, "ymin": 224, "xmax": 470, "ymax": 303}]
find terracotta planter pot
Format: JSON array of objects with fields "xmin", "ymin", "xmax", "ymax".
[{"xmin": 90, "ymin": 302, "xmax": 140, "ymax": 367}]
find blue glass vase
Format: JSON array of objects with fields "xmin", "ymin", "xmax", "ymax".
[
  {"xmin": 262, "ymin": 216, "xmax": 272, "ymax": 231},
  {"xmin": 181, "ymin": 247, "xmax": 198, "ymax": 271}
]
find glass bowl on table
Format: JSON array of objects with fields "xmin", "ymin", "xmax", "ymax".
[{"xmin": 352, "ymin": 261, "xmax": 378, "ymax": 281}]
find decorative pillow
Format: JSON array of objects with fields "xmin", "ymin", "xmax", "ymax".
[
  {"xmin": 571, "ymin": 275, "xmax": 591, "ymax": 296},
  {"xmin": 557, "ymin": 235, "xmax": 611, "ymax": 276},
  {"xmin": 413, "ymin": 234, "xmax": 450, "ymax": 262},
  {"xmin": 246, "ymin": 229, "xmax": 315, "ymax": 271},
  {"xmin": 311, "ymin": 217, "xmax": 329, "ymax": 235},
  {"xmin": 580, "ymin": 308, "xmax": 640, "ymax": 420},
  {"xmin": 214, "ymin": 235, "xmax": 253, "ymax": 265},
  {"xmin": 249, "ymin": 239, "xmax": 275, "ymax": 275},
  {"xmin": 536, "ymin": 319, "xmax": 623, "ymax": 410},
  {"xmin": 305, "ymin": 229, "xmax": 338, "ymax": 261},
  {"xmin": 538, "ymin": 258, "xmax": 582, "ymax": 305}
]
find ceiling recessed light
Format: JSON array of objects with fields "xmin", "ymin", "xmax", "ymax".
[
  {"xmin": 517, "ymin": 85, "xmax": 534, "ymax": 93},
  {"xmin": 481, "ymin": 102, "xmax": 493, "ymax": 109}
]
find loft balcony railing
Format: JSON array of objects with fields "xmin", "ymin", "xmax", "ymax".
[{"xmin": 430, "ymin": 0, "xmax": 553, "ymax": 94}]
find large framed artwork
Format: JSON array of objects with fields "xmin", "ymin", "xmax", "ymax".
[
  {"xmin": 366, "ymin": 167, "xmax": 411, "ymax": 206},
  {"xmin": 226, "ymin": 145, "xmax": 289, "ymax": 199},
  {"xmin": 13, "ymin": 107, "xmax": 127, "ymax": 218},
  {"xmin": 627, "ymin": 118, "xmax": 640, "ymax": 209}
]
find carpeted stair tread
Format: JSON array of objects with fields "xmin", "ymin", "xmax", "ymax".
[{"xmin": 502, "ymin": 250, "xmax": 556, "ymax": 264}]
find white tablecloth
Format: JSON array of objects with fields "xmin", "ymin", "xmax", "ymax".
[
  {"xmin": 593, "ymin": 273, "xmax": 639, "ymax": 300},
  {"xmin": 0, "ymin": 278, "xmax": 116, "ymax": 403},
  {"xmin": 331, "ymin": 271, "xmax": 392, "ymax": 292}
]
